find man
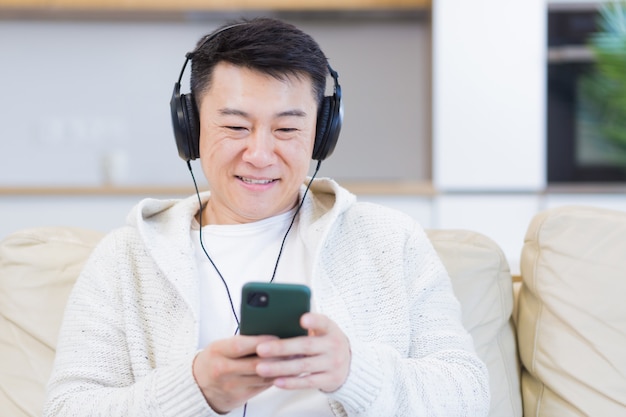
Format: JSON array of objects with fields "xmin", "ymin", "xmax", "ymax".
[{"xmin": 44, "ymin": 17, "xmax": 489, "ymax": 417}]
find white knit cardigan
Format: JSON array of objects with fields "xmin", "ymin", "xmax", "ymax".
[{"xmin": 44, "ymin": 178, "xmax": 490, "ymax": 417}]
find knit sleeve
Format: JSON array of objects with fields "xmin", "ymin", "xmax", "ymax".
[
  {"xmin": 42, "ymin": 230, "xmax": 219, "ymax": 417},
  {"xmin": 321, "ymin": 211, "xmax": 490, "ymax": 416}
]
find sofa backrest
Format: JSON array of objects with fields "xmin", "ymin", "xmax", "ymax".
[
  {"xmin": 0, "ymin": 227, "xmax": 104, "ymax": 417},
  {"xmin": 517, "ymin": 205, "xmax": 626, "ymax": 416},
  {"xmin": 427, "ymin": 229, "xmax": 522, "ymax": 417}
]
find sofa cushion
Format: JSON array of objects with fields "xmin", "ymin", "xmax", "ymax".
[
  {"xmin": 518, "ymin": 205, "xmax": 626, "ymax": 416},
  {"xmin": 427, "ymin": 229, "xmax": 522, "ymax": 417},
  {"xmin": 0, "ymin": 227, "xmax": 103, "ymax": 417}
]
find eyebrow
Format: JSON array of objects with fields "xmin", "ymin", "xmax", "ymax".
[{"xmin": 218, "ymin": 108, "xmax": 308, "ymax": 118}]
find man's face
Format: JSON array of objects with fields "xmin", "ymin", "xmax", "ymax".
[{"xmin": 197, "ymin": 62, "xmax": 317, "ymax": 225}]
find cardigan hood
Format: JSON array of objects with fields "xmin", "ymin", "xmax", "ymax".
[
  {"xmin": 125, "ymin": 177, "xmax": 356, "ymax": 244},
  {"xmin": 122, "ymin": 177, "xmax": 357, "ymax": 319}
]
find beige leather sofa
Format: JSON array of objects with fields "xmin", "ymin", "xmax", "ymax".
[{"xmin": 1, "ymin": 205, "xmax": 625, "ymax": 417}]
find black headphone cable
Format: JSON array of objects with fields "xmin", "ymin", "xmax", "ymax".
[{"xmin": 187, "ymin": 159, "xmax": 322, "ymax": 417}]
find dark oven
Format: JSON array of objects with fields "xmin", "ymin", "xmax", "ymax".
[{"xmin": 548, "ymin": 4, "xmax": 626, "ymax": 183}]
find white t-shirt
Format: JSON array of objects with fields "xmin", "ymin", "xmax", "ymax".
[{"xmin": 191, "ymin": 207, "xmax": 332, "ymax": 416}]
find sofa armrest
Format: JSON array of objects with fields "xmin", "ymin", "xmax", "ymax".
[
  {"xmin": 518, "ymin": 205, "xmax": 626, "ymax": 416},
  {"xmin": 0, "ymin": 227, "xmax": 103, "ymax": 417}
]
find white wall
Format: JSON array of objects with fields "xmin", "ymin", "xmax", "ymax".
[{"xmin": 0, "ymin": 17, "xmax": 431, "ymax": 187}]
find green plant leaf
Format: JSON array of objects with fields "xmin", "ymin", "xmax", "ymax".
[{"xmin": 581, "ymin": 1, "xmax": 626, "ymax": 150}]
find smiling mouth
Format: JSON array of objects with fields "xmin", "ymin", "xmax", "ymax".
[{"xmin": 237, "ymin": 176, "xmax": 277, "ymax": 185}]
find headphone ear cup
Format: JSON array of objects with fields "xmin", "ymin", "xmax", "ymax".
[
  {"xmin": 313, "ymin": 93, "xmax": 342, "ymax": 161},
  {"xmin": 181, "ymin": 94, "xmax": 200, "ymax": 160},
  {"xmin": 171, "ymin": 86, "xmax": 200, "ymax": 161},
  {"xmin": 313, "ymin": 97, "xmax": 332, "ymax": 161}
]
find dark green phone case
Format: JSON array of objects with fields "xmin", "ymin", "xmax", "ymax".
[{"xmin": 240, "ymin": 282, "xmax": 311, "ymax": 338}]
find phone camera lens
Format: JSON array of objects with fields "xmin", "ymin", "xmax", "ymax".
[{"xmin": 248, "ymin": 291, "xmax": 270, "ymax": 307}]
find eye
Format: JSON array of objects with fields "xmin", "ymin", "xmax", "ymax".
[
  {"xmin": 274, "ymin": 127, "xmax": 299, "ymax": 140},
  {"xmin": 221, "ymin": 125, "xmax": 249, "ymax": 139}
]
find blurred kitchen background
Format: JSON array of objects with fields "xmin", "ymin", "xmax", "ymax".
[{"xmin": 1, "ymin": 0, "xmax": 625, "ymax": 274}]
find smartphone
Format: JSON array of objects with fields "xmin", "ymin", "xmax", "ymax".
[{"xmin": 239, "ymin": 282, "xmax": 311, "ymax": 339}]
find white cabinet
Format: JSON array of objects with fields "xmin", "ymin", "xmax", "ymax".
[{"xmin": 432, "ymin": 0, "xmax": 546, "ymax": 191}]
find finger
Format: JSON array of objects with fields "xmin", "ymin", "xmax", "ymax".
[
  {"xmin": 300, "ymin": 313, "xmax": 331, "ymax": 336},
  {"xmin": 221, "ymin": 372, "xmax": 276, "ymax": 390},
  {"xmin": 214, "ymin": 335, "xmax": 278, "ymax": 359},
  {"xmin": 256, "ymin": 354, "xmax": 325, "ymax": 379},
  {"xmin": 194, "ymin": 338, "xmax": 278, "ymax": 394},
  {"xmin": 256, "ymin": 319, "xmax": 345, "ymax": 360},
  {"xmin": 204, "ymin": 348, "xmax": 275, "ymax": 381},
  {"xmin": 255, "ymin": 324, "xmax": 351, "ymax": 393},
  {"xmin": 256, "ymin": 343, "xmax": 351, "ymax": 380},
  {"xmin": 256, "ymin": 334, "xmax": 319, "ymax": 359}
]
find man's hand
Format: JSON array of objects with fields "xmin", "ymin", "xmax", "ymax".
[
  {"xmin": 254, "ymin": 313, "xmax": 351, "ymax": 393},
  {"xmin": 192, "ymin": 335, "xmax": 278, "ymax": 413}
]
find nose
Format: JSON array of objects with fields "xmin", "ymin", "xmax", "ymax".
[{"xmin": 242, "ymin": 129, "xmax": 276, "ymax": 167}]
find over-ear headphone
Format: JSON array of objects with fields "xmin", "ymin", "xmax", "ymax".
[{"xmin": 170, "ymin": 24, "xmax": 343, "ymax": 162}]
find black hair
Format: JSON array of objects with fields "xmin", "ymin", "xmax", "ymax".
[{"xmin": 189, "ymin": 17, "xmax": 329, "ymax": 109}]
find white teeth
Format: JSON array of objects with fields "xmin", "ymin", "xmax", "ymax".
[{"xmin": 240, "ymin": 177, "xmax": 274, "ymax": 184}]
